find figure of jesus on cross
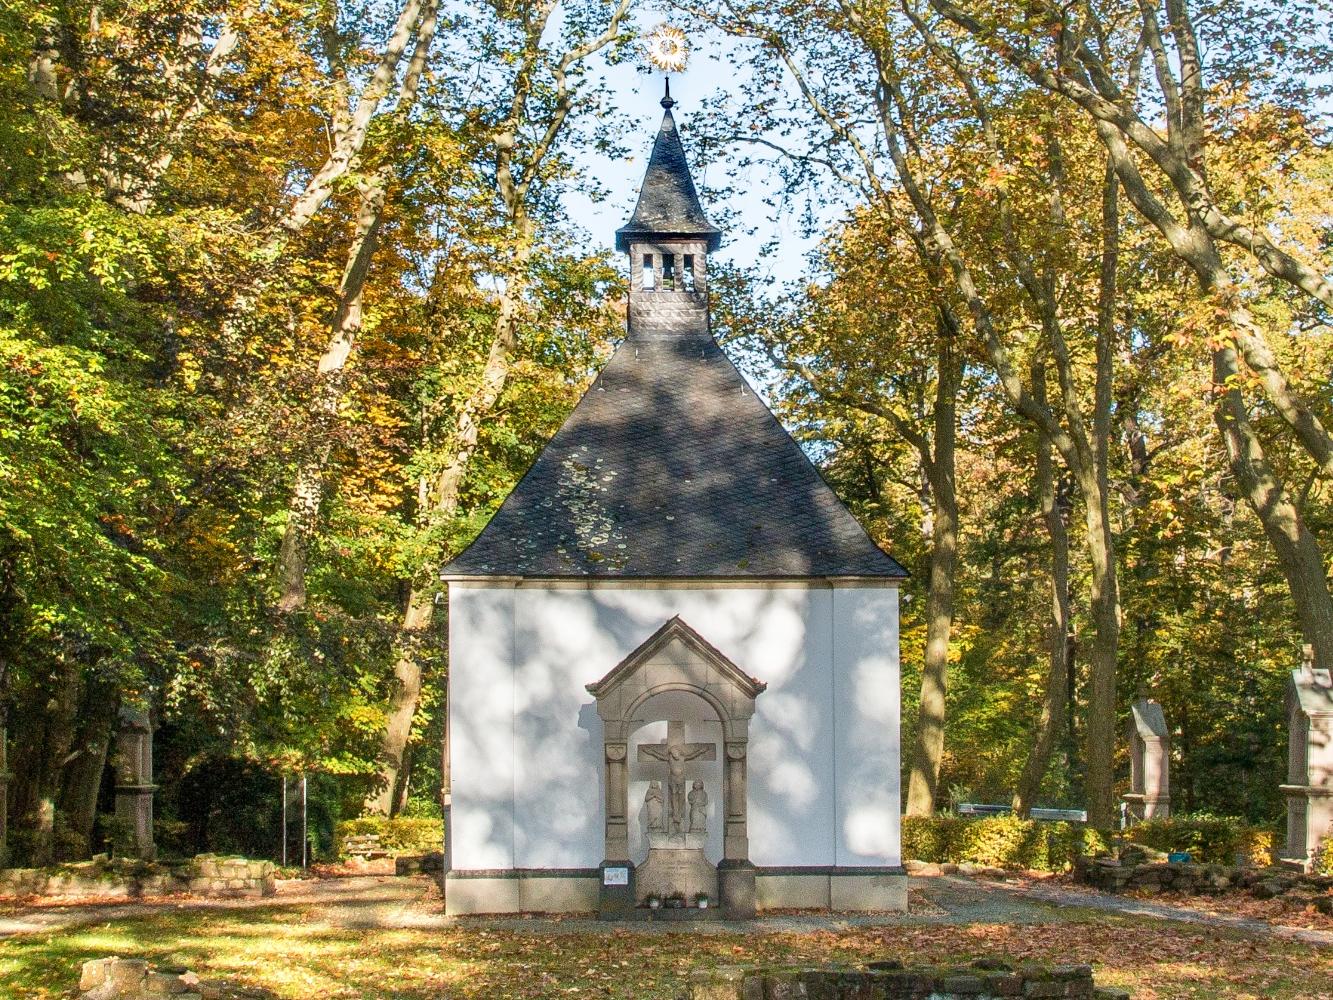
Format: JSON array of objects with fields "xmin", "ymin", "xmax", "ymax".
[{"xmin": 638, "ymin": 721, "xmax": 715, "ymax": 837}]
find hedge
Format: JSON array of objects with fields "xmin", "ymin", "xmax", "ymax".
[
  {"xmin": 333, "ymin": 817, "xmax": 443, "ymax": 858},
  {"xmin": 902, "ymin": 815, "xmax": 1110, "ymax": 872},
  {"xmin": 1122, "ymin": 815, "xmax": 1277, "ymax": 866},
  {"xmin": 902, "ymin": 813, "xmax": 1278, "ymax": 872}
]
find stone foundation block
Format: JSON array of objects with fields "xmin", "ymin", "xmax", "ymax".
[{"xmin": 682, "ymin": 961, "xmax": 1124, "ymax": 1000}]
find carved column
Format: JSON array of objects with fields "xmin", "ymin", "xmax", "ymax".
[
  {"xmin": 0, "ymin": 715, "xmax": 8, "ymax": 867},
  {"xmin": 719, "ymin": 724, "xmax": 756, "ymax": 918},
  {"xmin": 603, "ymin": 739, "xmax": 630, "ymax": 862},
  {"xmin": 723, "ymin": 741, "xmax": 749, "ymax": 861},
  {"xmin": 113, "ymin": 706, "xmax": 156, "ymax": 860}
]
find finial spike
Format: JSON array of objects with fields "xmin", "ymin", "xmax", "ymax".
[{"xmin": 661, "ymin": 77, "xmax": 676, "ymax": 110}]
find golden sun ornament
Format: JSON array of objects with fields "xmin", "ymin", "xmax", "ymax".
[{"xmin": 644, "ymin": 23, "xmax": 689, "ymax": 73}]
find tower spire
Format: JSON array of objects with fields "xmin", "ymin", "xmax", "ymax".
[{"xmin": 615, "ymin": 92, "xmax": 721, "ymax": 252}]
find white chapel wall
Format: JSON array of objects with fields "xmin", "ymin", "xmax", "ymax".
[{"xmin": 448, "ymin": 581, "xmax": 901, "ymax": 872}]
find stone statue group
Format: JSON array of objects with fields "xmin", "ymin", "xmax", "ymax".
[{"xmin": 644, "ymin": 777, "xmax": 707, "ymax": 836}]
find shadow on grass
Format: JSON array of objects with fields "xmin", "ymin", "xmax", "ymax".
[{"xmin": 0, "ymin": 904, "xmax": 1329, "ymax": 999}]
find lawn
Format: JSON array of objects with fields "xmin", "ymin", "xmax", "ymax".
[{"xmin": 1, "ymin": 896, "xmax": 1329, "ymax": 999}]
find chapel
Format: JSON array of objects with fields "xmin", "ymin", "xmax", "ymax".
[{"xmin": 440, "ymin": 87, "xmax": 908, "ymax": 918}]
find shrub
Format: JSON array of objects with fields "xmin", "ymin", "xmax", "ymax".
[
  {"xmin": 902, "ymin": 814, "xmax": 1111, "ymax": 872},
  {"xmin": 1313, "ymin": 834, "xmax": 1333, "ymax": 877},
  {"xmin": 333, "ymin": 816, "xmax": 443, "ymax": 858},
  {"xmin": 1123, "ymin": 814, "xmax": 1277, "ymax": 865}
]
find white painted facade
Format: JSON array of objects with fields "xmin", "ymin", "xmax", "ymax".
[{"xmin": 447, "ymin": 580, "xmax": 901, "ymax": 875}]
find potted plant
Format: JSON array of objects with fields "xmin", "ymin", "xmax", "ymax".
[
  {"xmin": 694, "ymin": 892, "xmax": 710, "ymax": 909},
  {"xmin": 665, "ymin": 892, "xmax": 686, "ymax": 909},
  {"xmin": 646, "ymin": 893, "xmax": 662, "ymax": 910}
]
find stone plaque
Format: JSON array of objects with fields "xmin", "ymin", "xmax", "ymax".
[
  {"xmin": 603, "ymin": 866, "xmax": 629, "ymax": 886},
  {"xmin": 634, "ymin": 847, "xmax": 717, "ymax": 904}
]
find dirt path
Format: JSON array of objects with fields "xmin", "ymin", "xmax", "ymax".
[
  {"xmin": 983, "ymin": 876, "xmax": 1333, "ymax": 947},
  {"xmin": 2, "ymin": 874, "xmax": 1329, "ymax": 947}
]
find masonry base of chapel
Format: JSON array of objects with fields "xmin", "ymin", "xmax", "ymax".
[{"xmin": 443, "ymin": 866, "xmax": 906, "ymax": 916}]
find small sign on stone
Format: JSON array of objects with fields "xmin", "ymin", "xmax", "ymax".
[{"xmin": 603, "ymin": 866, "xmax": 629, "ymax": 886}]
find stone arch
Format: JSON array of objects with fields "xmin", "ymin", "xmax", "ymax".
[{"xmin": 585, "ymin": 616, "xmax": 765, "ymax": 916}]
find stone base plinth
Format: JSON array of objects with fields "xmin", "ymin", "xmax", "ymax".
[
  {"xmin": 718, "ymin": 859, "xmax": 756, "ymax": 918},
  {"xmin": 634, "ymin": 847, "xmax": 717, "ymax": 906},
  {"xmin": 444, "ymin": 870, "xmax": 600, "ymax": 915},
  {"xmin": 754, "ymin": 868, "xmax": 907, "ymax": 912}
]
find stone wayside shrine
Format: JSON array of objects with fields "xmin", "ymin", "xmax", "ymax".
[
  {"xmin": 1122, "ymin": 697, "xmax": 1170, "ymax": 822},
  {"xmin": 113, "ymin": 705, "xmax": 157, "ymax": 861},
  {"xmin": 440, "ymin": 86, "xmax": 909, "ymax": 917},
  {"xmin": 1282, "ymin": 644, "xmax": 1332, "ymax": 869}
]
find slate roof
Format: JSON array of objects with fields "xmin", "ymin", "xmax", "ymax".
[
  {"xmin": 615, "ymin": 92, "xmax": 722, "ymax": 253},
  {"xmin": 442, "ymin": 328, "xmax": 907, "ymax": 579}
]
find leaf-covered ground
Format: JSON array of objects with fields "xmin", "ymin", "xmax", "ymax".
[{"xmin": 1, "ymin": 881, "xmax": 1330, "ymax": 1000}]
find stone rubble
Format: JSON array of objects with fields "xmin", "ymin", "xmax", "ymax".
[
  {"xmin": 78, "ymin": 958, "xmax": 271, "ymax": 1000},
  {"xmin": 0, "ymin": 854, "xmax": 276, "ymax": 900},
  {"xmin": 682, "ymin": 960, "xmax": 1130, "ymax": 999}
]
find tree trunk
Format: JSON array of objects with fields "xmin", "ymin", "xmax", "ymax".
[
  {"xmin": 1212, "ymin": 344, "xmax": 1333, "ymax": 671},
  {"xmin": 1014, "ymin": 370, "xmax": 1071, "ymax": 816},
  {"xmin": 365, "ymin": 586, "xmax": 433, "ymax": 815},
  {"xmin": 58, "ymin": 686, "xmax": 118, "ymax": 858},
  {"xmin": 0, "ymin": 708, "xmax": 9, "ymax": 867},
  {"xmin": 1079, "ymin": 163, "xmax": 1122, "ymax": 830},
  {"xmin": 364, "ymin": 264, "xmax": 526, "ymax": 814},
  {"xmin": 21, "ymin": 664, "xmax": 82, "ymax": 866},
  {"xmin": 276, "ymin": 174, "xmax": 388, "ymax": 612},
  {"xmin": 904, "ymin": 336, "xmax": 960, "ymax": 817}
]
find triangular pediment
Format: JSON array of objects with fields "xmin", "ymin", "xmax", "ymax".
[{"xmin": 586, "ymin": 616, "xmax": 765, "ymax": 706}]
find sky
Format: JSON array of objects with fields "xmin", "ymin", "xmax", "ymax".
[{"xmin": 560, "ymin": 24, "xmax": 831, "ymax": 290}]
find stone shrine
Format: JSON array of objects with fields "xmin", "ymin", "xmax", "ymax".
[
  {"xmin": 440, "ymin": 83, "xmax": 908, "ymax": 917},
  {"xmin": 1123, "ymin": 697, "xmax": 1170, "ymax": 822},
  {"xmin": 112, "ymin": 705, "xmax": 156, "ymax": 861},
  {"xmin": 1282, "ymin": 644, "xmax": 1332, "ymax": 869}
]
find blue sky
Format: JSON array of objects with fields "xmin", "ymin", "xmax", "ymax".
[{"xmin": 561, "ymin": 27, "xmax": 830, "ymax": 289}]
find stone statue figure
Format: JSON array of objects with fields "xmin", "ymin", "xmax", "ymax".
[
  {"xmin": 667, "ymin": 744, "xmax": 687, "ymax": 834},
  {"xmin": 637, "ymin": 722, "xmax": 717, "ymax": 839},
  {"xmin": 688, "ymin": 780, "xmax": 707, "ymax": 834},
  {"xmin": 644, "ymin": 780, "xmax": 665, "ymax": 834}
]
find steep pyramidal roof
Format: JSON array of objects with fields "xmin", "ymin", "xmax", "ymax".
[
  {"xmin": 615, "ymin": 88, "xmax": 721, "ymax": 252},
  {"xmin": 442, "ymin": 93, "xmax": 905, "ymax": 581}
]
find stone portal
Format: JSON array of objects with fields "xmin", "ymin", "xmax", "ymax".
[
  {"xmin": 1282, "ymin": 644, "xmax": 1332, "ymax": 870},
  {"xmin": 1123, "ymin": 697, "xmax": 1170, "ymax": 822},
  {"xmin": 113, "ymin": 705, "xmax": 156, "ymax": 860},
  {"xmin": 586, "ymin": 616, "xmax": 765, "ymax": 918}
]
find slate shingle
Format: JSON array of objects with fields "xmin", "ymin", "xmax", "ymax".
[
  {"xmin": 614, "ymin": 95, "xmax": 721, "ymax": 253},
  {"xmin": 442, "ymin": 329, "xmax": 906, "ymax": 579}
]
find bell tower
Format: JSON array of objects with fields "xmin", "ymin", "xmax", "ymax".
[{"xmin": 615, "ymin": 83, "xmax": 722, "ymax": 340}]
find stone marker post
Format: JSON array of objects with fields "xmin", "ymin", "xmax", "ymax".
[
  {"xmin": 113, "ymin": 706, "xmax": 156, "ymax": 860},
  {"xmin": 1124, "ymin": 698, "xmax": 1170, "ymax": 822},
  {"xmin": 0, "ymin": 713, "xmax": 8, "ymax": 868},
  {"xmin": 1282, "ymin": 644, "xmax": 1332, "ymax": 870}
]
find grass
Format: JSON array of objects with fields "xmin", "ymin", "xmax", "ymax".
[{"xmin": 0, "ymin": 891, "xmax": 1329, "ymax": 999}]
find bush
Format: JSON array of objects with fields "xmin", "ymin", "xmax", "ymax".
[
  {"xmin": 902, "ymin": 815, "xmax": 1111, "ymax": 872},
  {"xmin": 1123, "ymin": 814, "xmax": 1277, "ymax": 865},
  {"xmin": 1312, "ymin": 834, "xmax": 1333, "ymax": 877},
  {"xmin": 333, "ymin": 816, "xmax": 444, "ymax": 858}
]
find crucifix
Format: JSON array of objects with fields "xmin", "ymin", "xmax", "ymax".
[{"xmin": 638, "ymin": 722, "xmax": 715, "ymax": 835}]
